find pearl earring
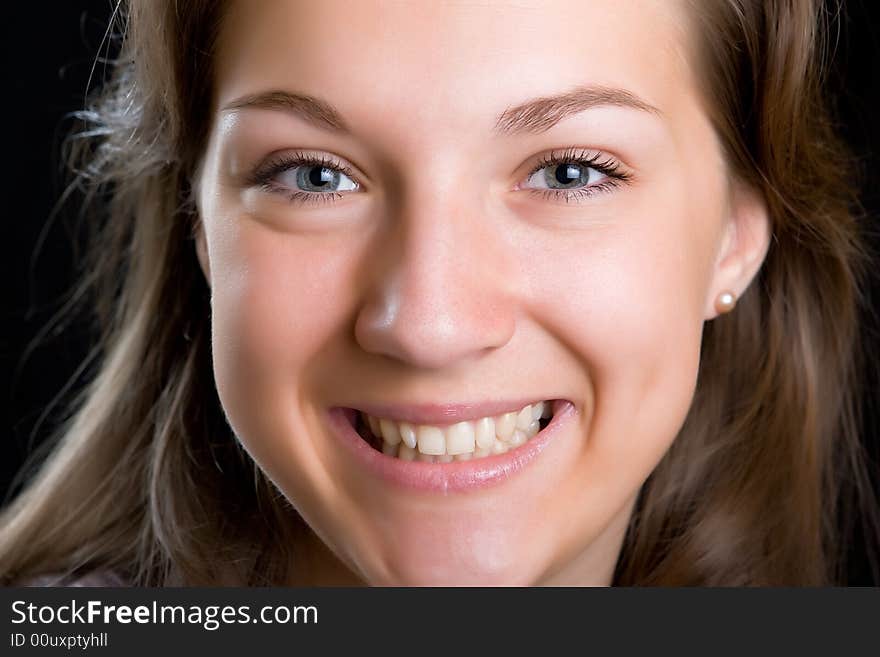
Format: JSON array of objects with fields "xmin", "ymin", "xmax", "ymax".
[{"xmin": 714, "ymin": 290, "xmax": 737, "ymax": 314}]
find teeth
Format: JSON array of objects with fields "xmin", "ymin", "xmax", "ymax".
[
  {"xmin": 515, "ymin": 405, "xmax": 533, "ymax": 430},
  {"xmin": 509, "ymin": 430, "xmax": 528, "ymax": 448},
  {"xmin": 491, "ymin": 439, "xmax": 509, "ymax": 454},
  {"xmin": 359, "ymin": 400, "xmax": 554, "ymax": 462},
  {"xmin": 417, "ymin": 426, "xmax": 446, "ymax": 455},
  {"xmin": 379, "ymin": 419, "xmax": 401, "ymax": 446},
  {"xmin": 446, "ymin": 421, "xmax": 476, "ymax": 455},
  {"xmin": 399, "ymin": 422, "xmax": 417, "ymax": 449},
  {"xmin": 532, "ymin": 401, "xmax": 545, "ymax": 421},
  {"xmin": 495, "ymin": 412, "xmax": 516, "ymax": 440},
  {"xmin": 475, "ymin": 417, "xmax": 495, "ymax": 449}
]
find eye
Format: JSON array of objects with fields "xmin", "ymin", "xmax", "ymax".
[
  {"xmin": 276, "ymin": 161, "xmax": 358, "ymax": 194},
  {"xmin": 525, "ymin": 162, "xmax": 606, "ymax": 190},
  {"xmin": 519, "ymin": 147, "xmax": 630, "ymax": 203},
  {"xmin": 248, "ymin": 151, "xmax": 360, "ymax": 206}
]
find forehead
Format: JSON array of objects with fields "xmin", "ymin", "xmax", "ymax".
[{"xmin": 214, "ymin": 0, "xmax": 697, "ymax": 146}]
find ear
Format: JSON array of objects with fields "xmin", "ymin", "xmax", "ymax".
[
  {"xmin": 704, "ymin": 181, "xmax": 770, "ymax": 319},
  {"xmin": 194, "ymin": 217, "xmax": 211, "ymax": 287}
]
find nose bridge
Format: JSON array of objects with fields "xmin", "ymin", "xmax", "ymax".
[
  {"xmin": 401, "ymin": 188, "xmax": 476, "ymax": 301},
  {"xmin": 354, "ymin": 186, "xmax": 516, "ymax": 369}
]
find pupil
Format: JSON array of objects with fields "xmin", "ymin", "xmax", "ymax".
[
  {"xmin": 307, "ymin": 166, "xmax": 333, "ymax": 188},
  {"xmin": 554, "ymin": 163, "xmax": 582, "ymax": 186}
]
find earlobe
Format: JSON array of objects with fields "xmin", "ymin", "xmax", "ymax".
[{"xmin": 704, "ymin": 182, "xmax": 771, "ymax": 320}]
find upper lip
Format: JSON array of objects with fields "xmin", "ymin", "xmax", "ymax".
[{"xmin": 345, "ymin": 398, "xmax": 558, "ymax": 426}]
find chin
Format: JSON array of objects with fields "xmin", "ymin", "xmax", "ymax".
[{"xmin": 362, "ymin": 537, "xmax": 543, "ymax": 586}]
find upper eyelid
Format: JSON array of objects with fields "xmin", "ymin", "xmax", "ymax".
[
  {"xmin": 525, "ymin": 148, "xmax": 629, "ymax": 176},
  {"xmin": 247, "ymin": 150, "xmax": 366, "ymax": 189}
]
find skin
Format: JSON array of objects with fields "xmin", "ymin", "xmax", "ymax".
[{"xmin": 194, "ymin": 0, "xmax": 770, "ymax": 585}]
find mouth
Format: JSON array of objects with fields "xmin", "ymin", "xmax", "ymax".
[
  {"xmin": 328, "ymin": 400, "xmax": 574, "ymax": 492},
  {"xmin": 342, "ymin": 399, "xmax": 561, "ymax": 462}
]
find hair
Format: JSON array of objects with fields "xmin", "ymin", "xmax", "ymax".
[{"xmin": 1, "ymin": 0, "xmax": 878, "ymax": 586}]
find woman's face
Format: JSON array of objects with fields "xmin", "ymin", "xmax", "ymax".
[{"xmin": 196, "ymin": 0, "xmax": 768, "ymax": 584}]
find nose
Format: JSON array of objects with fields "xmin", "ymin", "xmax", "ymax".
[{"xmin": 354, "ymin": 192, "xmax": 517, "ymax": 370}]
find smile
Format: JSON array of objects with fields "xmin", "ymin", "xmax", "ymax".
[
  {"xmin": 327, "ymin": 399, "xmax": 574, "ymax": 492},
  {"xmin": 358, "ymin": 400, "xmax": 553, "ymax": 462}
]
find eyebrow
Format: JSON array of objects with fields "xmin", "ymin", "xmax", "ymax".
[
  {"xmin": 493, "ymin": 85, "xmax": 661, "ymax": 134},
  {"xmin": 220, "ymin": 84, "xmax": 660, "ymax": 135},
  {"xmin": 222, "ymin": 90, "xmax": 350, "ymax": 132}
]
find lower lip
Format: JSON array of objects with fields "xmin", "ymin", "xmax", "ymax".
[{"xmin": 326, "ymin": 400, "xmax": 575, "ymax": 493}]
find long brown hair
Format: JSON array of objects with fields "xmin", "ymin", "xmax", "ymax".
[{"xmin": 2, "ymin": 0, "xmax": 877, "ymax": 585}]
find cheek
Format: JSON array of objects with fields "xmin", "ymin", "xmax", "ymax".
[
  {"xmin": 206, "ymin": 221, "xmax": 361, "ymax": 463},
  {"xmin": 514, "ymin": 193, "xmax": 718, "ymax": 574},
  {"xmin": 533, "ymin": 185, "xmax": 717, "ymax": 493}
]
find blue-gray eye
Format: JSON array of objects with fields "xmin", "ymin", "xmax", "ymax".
[
  {"xmin": 524, "ymin": 162, "xmax": 607, "ymax": 190},
  {"xmin": 276, "ymin": 164, "xmax": 358, "ymax": 193}
]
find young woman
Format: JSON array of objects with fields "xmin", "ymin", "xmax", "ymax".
[{"xmin": 2, "ymin": 0, "xmax": 878, "ymax": 585}]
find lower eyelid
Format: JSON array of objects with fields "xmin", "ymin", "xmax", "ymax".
[
  {"xmin": 256, "ymin": 186, "xmax": 617, "ymax": 206},
  {"xmin": 525, "ymin": 181, "xmax": 621, "ymax": 202}
]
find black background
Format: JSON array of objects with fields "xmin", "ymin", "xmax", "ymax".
[{"xmin": 2, "ymin": 3, "xmax": 878, "ymax": 584}]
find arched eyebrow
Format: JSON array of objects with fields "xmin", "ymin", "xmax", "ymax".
[
  {"xmin": 222, "ymin": 90, "xmax": 350, "ymax": 131},
  {"xmin": 220, "ymin": 84, "xmax": 661, "ymax": 135},
  {"xmin": 493, "ymin": 85, "xmax": 661, "ymax": 134}
]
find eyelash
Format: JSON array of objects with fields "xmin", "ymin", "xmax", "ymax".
[
  {"xmin": 246, "ymin": 151, "xmax": 358, "ymax": 207},
  {"xmin": 522, "ymin": 146, "xmax": 631, "ymax": 203},
  {"xmin": 247, "ymin": 146, "xmax": 631, "ymax": 206}
]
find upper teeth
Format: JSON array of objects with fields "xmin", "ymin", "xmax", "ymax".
[{"xmin": 363, "ymin": 401, "xmax": 553, "ymax": 461}]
